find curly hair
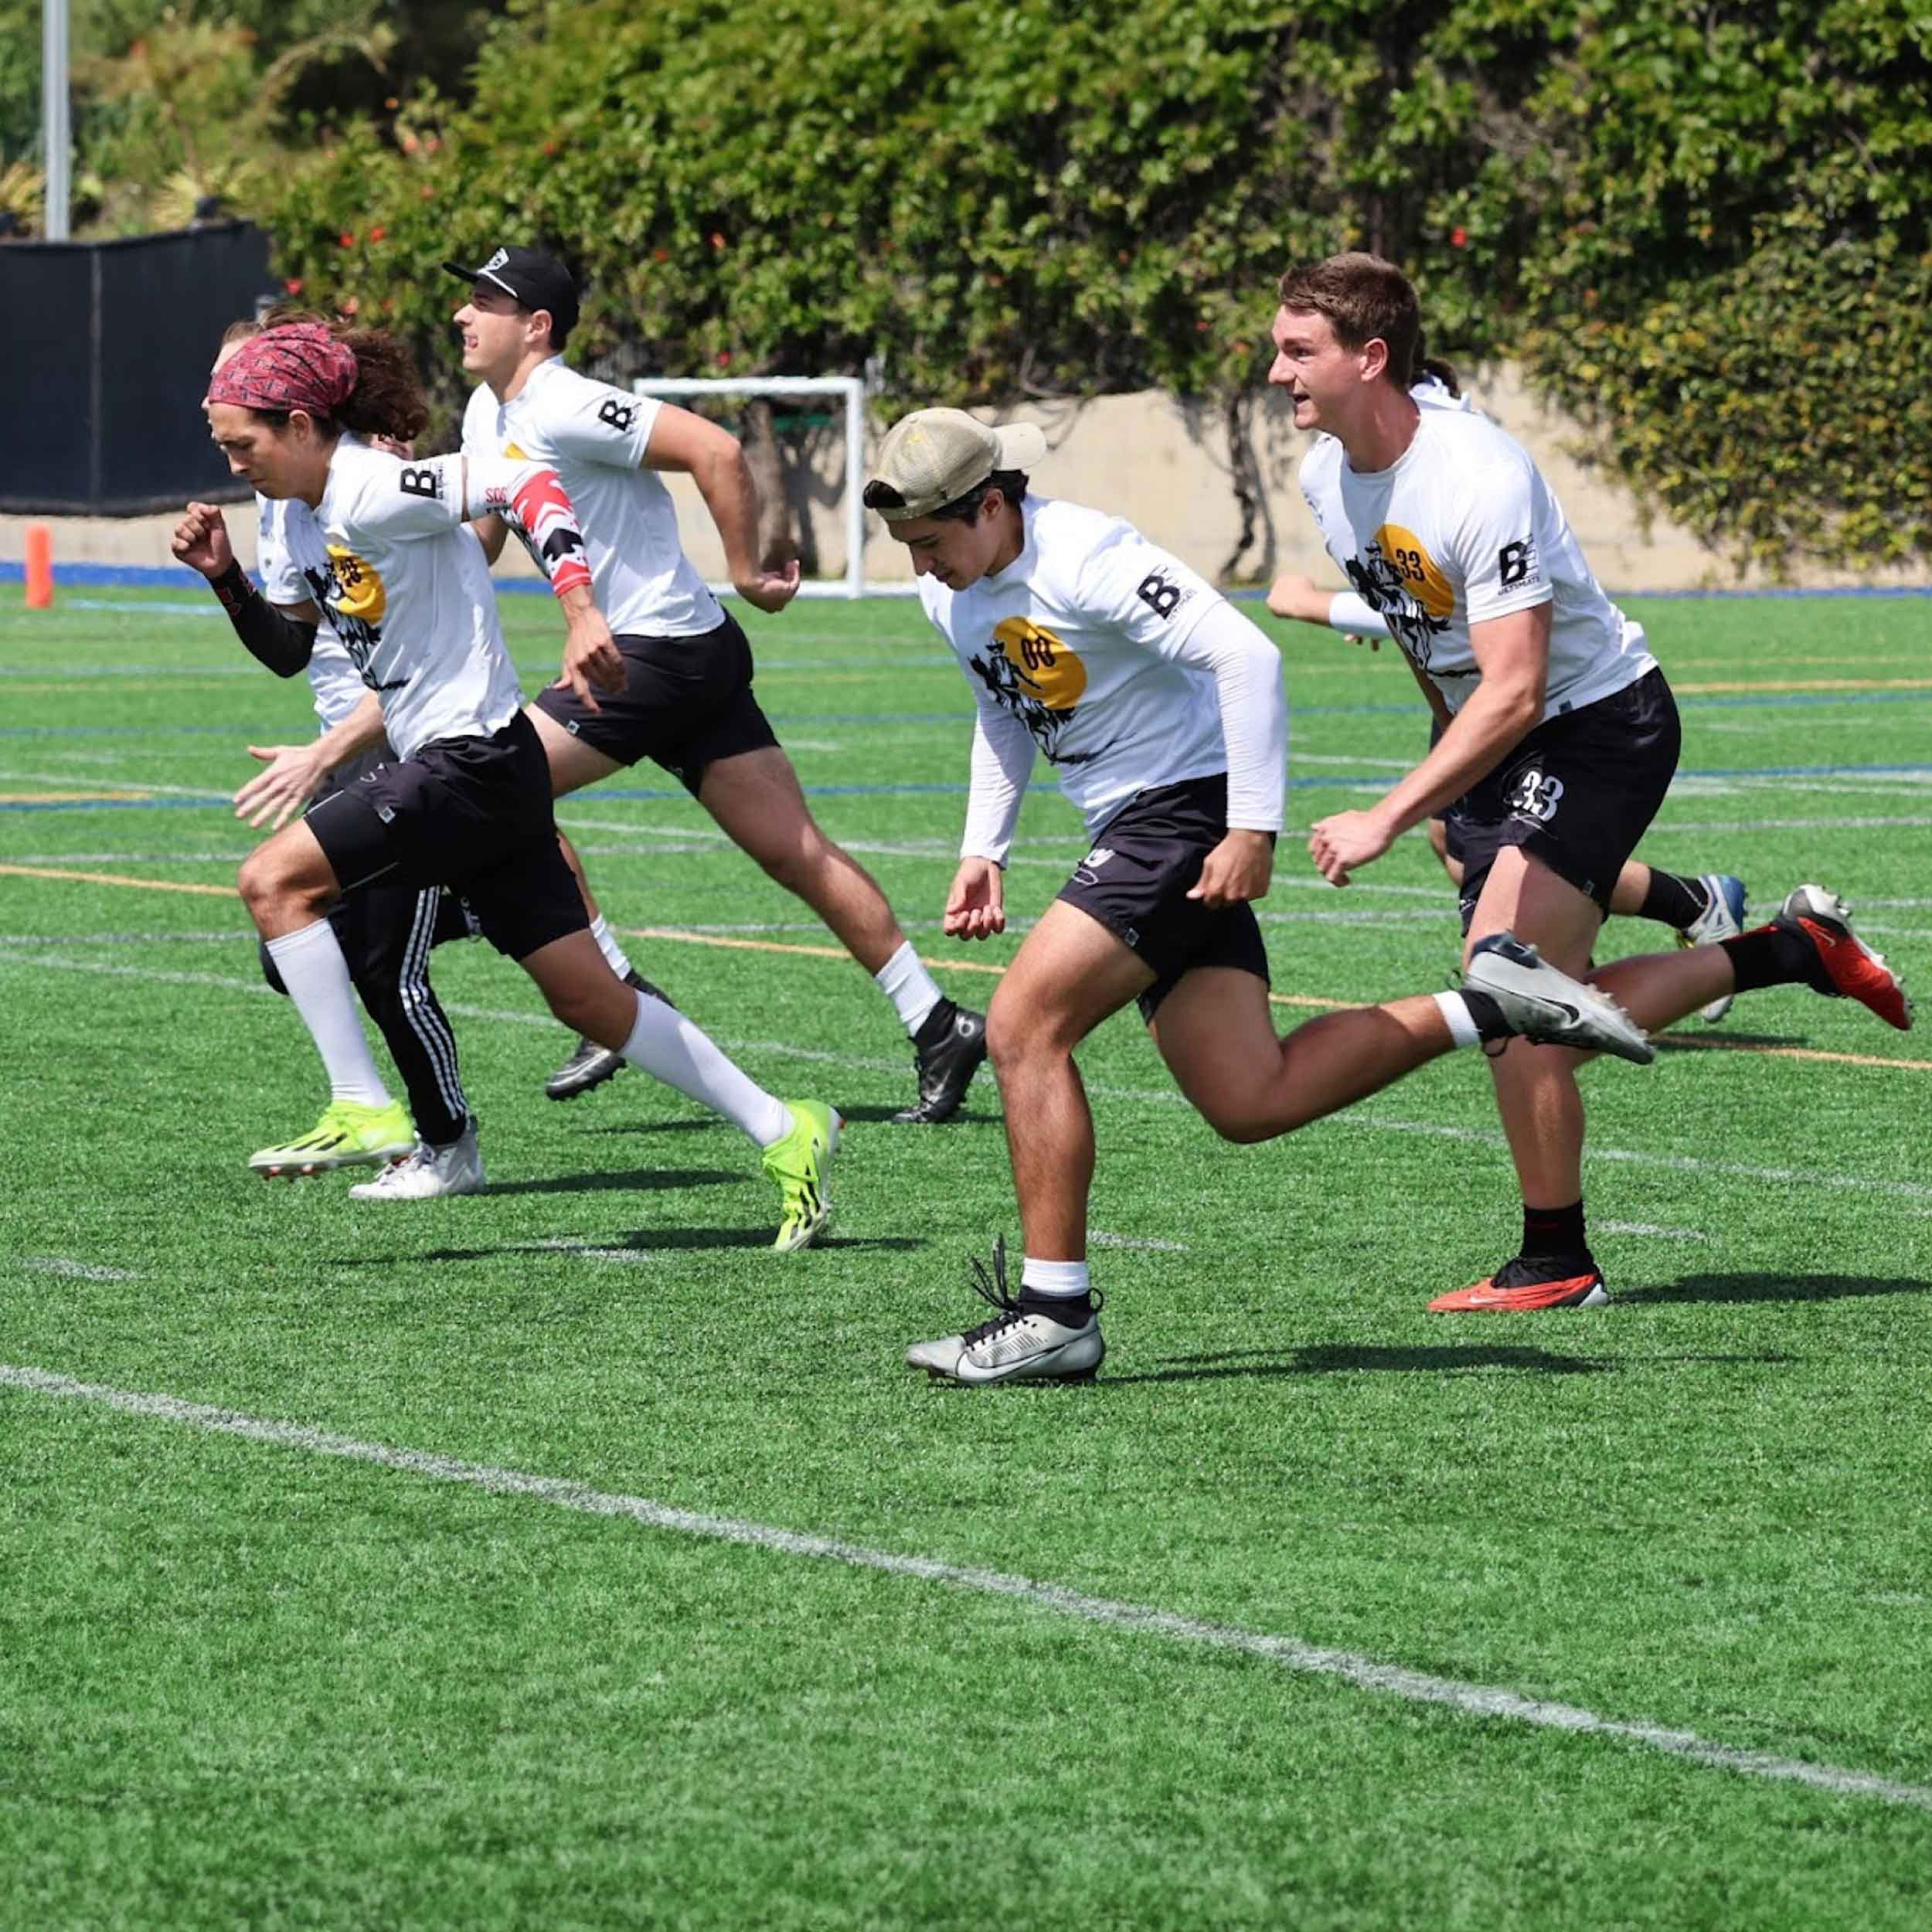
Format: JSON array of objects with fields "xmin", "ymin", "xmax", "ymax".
[{"xmin": 212, "ymin": 316, "xmax": 430, "ymax": 444}]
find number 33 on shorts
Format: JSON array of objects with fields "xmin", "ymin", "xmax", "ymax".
[{"xmin": 1508, "ymin": 767, "xmax": 1565, "ymax": 824}]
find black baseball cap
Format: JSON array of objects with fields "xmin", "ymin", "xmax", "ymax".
[{"xmin": 442, "ymin": 245, "xmax": 580, "ymax": 338}]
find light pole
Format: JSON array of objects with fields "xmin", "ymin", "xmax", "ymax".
[{"xmin": 42, "ymin": 0, "xmax": 70, "ymax": 239}]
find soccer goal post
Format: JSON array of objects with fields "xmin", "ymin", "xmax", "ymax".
[{"xmin": 630, "ymin": 374, "xmax": 870, "ymax": 599}]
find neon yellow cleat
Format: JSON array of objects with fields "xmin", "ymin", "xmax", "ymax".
[
  {"xmin": 760, "ymin": 1099, "xmax": 842, "ymax": 1251},
  {"xmin": 248, "ymin": 1099, "xmax": 414, "ymax": 1179}
]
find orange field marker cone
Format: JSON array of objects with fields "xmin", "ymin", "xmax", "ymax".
[{"xmin": 24, "ymin": 523, "xmax": 53, "ymax": 609}]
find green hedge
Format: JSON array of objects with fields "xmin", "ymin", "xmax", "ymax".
[{"xmin": 257, "ymin": 0, "xmax": 1932, "ymax": 573}]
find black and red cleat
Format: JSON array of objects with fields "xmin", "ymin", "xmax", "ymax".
[
  {"xmin": 1778, "ymin": 885, "xmax": 1913, "ymax": 1031},
  {"xmin": 1429, "ymin": 1253, "xmax": 1610, "ymax": 1314}
]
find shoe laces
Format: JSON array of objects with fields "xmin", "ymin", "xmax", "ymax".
[{"xmin": 959, "ymin": 1236, "xmax": 1027, "ymax": 1346}]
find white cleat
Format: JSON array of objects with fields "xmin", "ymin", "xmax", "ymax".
[
  {"xmin": 906, "ymin": 1240, "xmax": 1107, "ymax": 1386},
  {"xmin": 1677, "ymin": 873, "xmax": 1748, "ymax": 1023},
  {"xmin": 348, "ymin": 1124, "xmax": 486, "ymax": 1200},
  {"xmin": 1465, "ymin": 933, "xmax": 1655, "ymax": 1065}
]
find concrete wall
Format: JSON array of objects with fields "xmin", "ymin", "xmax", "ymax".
[{"xmin": 5, "ymin": 369, "xmax": 1923, "ymax": 594}]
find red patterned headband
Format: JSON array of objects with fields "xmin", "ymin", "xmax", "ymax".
[{"xmin": 206, "ymin": 323, "xmax": 359, "ymax": 417}]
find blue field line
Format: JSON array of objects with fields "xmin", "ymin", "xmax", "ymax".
[
  {"xmin": 9, "ymin": 558, "xmax": 1932, "ymax": 599},
  {"xmin": 6, "ymin": 755, "xmax": 1930, "ymax": 815}
]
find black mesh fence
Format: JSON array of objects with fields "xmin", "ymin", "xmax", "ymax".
[{"xmin": 0, "ymin": 223, "xmax": 278, "ymax": 515}]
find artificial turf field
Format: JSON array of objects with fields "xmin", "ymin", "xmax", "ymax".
[{"xmin": 2, "ymin": 581, "xmax": 1929, "ymax": 1930}]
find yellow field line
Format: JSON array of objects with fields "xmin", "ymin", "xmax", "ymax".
[
  {"xmin": 4, "ymin": 862, "xmax": 1922, "ymax": 1069},
  {"xmin": 0, "ymin": 861, "xmax": 233, "ymax": 896},
  {"xmin": 0, "ymin": 792, "xmax": 177, "ymax": 804}
]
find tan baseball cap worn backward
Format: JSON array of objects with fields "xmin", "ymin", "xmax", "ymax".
[{"xmin": 868, "ymin": 408, "xmax": 1048, "ymax": 521}]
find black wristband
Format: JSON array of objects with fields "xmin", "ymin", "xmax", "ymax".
[
  {"xmin": 209, "ymin": 560, "xmax": 253, "ymax": 615},
  {"xmin": 212, "ymin": 560, "xmax": 316, "ymax": 678}
]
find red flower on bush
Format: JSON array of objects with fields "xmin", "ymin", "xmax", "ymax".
[
  {"xmin": 1451, "ymin": 226, "xmax": 1468, "ymax": 247},
  {"xmin": 338, "ymin": 230, "xmax": 355, "ymax": 248}
]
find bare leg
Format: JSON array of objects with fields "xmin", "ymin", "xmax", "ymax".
[
  {"xmin": 982, "ymin": 902, "xmax": 1159, "ymax": 1261},
  {"xmin": 698, "ymin": 746, "xmax": 910, "ymax": 975},
  {"xmin": 1463, "ymin": 848, "xmax": 1604, "ymax": 1210},
  {"xmin": 1151, "ymin": 968, "xmax": 1458, "ymax": 1142}
]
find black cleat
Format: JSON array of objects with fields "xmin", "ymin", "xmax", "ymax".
[
  {"xmin": 892, "ymin": 999, "xmax": 988, "ymax": 1124},
  {"xmin": 544, "ymin": 968, "xmax": 676, "ymax": 1101}
]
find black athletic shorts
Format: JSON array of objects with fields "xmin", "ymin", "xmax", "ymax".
[
  {"xmin": 1453, "ymin": 667, "xmax": 1681, "ymax": 932},
  {"xmin": 305, "ymin": 709, "xmax": 587, "ymax": 962},
  {"xmin": 1055, "ymin": 773, "xmax": 1272, "ymax": 1024},
  {"xmin": 532, "ymin": 610, "xmax": 781, "ymax": 794}
]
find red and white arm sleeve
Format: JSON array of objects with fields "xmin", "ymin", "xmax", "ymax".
[{"xmin": 462, "ymin": 455, "xmax": 594, "ymax": 600}]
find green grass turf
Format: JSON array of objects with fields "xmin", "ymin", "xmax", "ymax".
[{"xmin": 2, "ymin": 583, "xmax": 1930, "ymax": 1928}]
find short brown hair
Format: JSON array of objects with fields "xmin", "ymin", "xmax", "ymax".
[{"xmin": 1276, "ymin": 253, "xmax": 1421, "ymax": 389}]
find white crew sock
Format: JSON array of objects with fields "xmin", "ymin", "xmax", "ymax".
[
  {"xmin": 874, "ymin": 939, "xmax": 945, "ymax": 1037},
  {"xmin": 1434, "ymin": 988, "xmax": 1482, "ymax": 1048},
  {"xmin": 589, "ymin": 915, "xmax": 634, "ymax": 982},
  {"xmin": 1021, "ymin": 1257, "xmax": 1091, "ymax": 1299},
  {"xmin": 264, "ymin": 920, "xmax": 392, "ymax": 1107},
  {"xmin": 619, "ymin": 991, "xmax": 792, "ymax": 1148}
]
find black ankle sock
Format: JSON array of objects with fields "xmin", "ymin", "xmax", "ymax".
[
  {"xmin": 1720, "ymin": 922, "xmax": 1817, "ymax": 995},
  {"xmin": 913, "ymin": 998, "xmax": 959, "ymax": 1051},
  {"xmin": 1460, "ymin": 987, "xmax": 1511, "ymax": 1043},
  {"xmin": 1640, "ymin": 868, "xmax": 1708, "ymax": 932},
  {"xmin": 1522, "ymin": 1200, "xmax": 1588, "ymax": 1267},
  {"xmin": 1018, "ymin": 1290, "xmax": 1094, "ymax": 1327}
]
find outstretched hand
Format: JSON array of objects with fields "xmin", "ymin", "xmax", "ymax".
[
  {"xmin": 1308, "ymin": 808, "xmax": 1396, "ymax": 886},
  {"xmin": 234, "ymin": 742, "xmax": 329, "ymax": 832}
]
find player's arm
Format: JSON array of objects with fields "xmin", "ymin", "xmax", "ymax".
[
  {"xmin": 1166, "ymin": 599, "xmax": 1286, "ymax": 906},
  {"xmin": 1083, "ymin": 531, "xmax": 1284, "ymax": 906},
  {"xmin": 359, "ymin": 454, "xmax": 624, "ymax": 706},
  {"xmin": 945, "ymin": 702, "xmax": 1036, "ymax": 941},
  {"xmin": 1308, "ymin": 603, "xmax": 1549, "ymax": 886},
  {"xmin": 1266, "ymin": 571, "xmax": 1388, "ymax": 650},
  {"xmin": 172, "ymin": 502, "xmax": 315, "ymax": 677},
  {"xmin": 468, "ymin": 512, "xmax": 511, "ymax": 566},
  {"xmin": 638, "ymin": 403, "xmax": 801, "ymax": 614},
  {"xmin": 233, "ymin": 689, "xmax": 386, "ymax": 832}
]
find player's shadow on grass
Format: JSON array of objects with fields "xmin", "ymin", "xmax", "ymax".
[
  {"xmin": 482, "ymin": 1167, "xmax": 747, "ymax": 1198},
  {"xmin": 835, "ymin": 1104, "xmax": 1001, "ymax": 1126},
  {"xmin": 1652, "ymin": 1031, "xmax": 1812, "ymax": 1053},
  {"xmin": 606, "ymin": 1227, "xmax": 922, "ymax": 1253},
  {"xmin": 1620, "ymin": 1272, "xmax": 1932, "ymax": 1305},
  {"xmin": 1107, "ymin": 1343, "xmax": 1611, "ymax": 1385}
]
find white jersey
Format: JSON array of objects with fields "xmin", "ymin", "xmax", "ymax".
[
  {"xmin": 461, "ymin": 357, "xmax": 723, "ymax": 638},
  {"xmin": 918, "ymin": 497, "xmax": 1281, "ymax": 841},
  {"xmin": 255, "ymin": 492, "xmax": 366, "ymax": 734},
  {"xmin": 1298, "ymin": 403, "xmax": 1655, "ymax": 721},
  {"xmin": 308, "ymin": 440, "xmax": 525, "ymax": 761}
]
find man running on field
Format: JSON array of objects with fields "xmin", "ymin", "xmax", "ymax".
[
  {"xmin": 1264, "ymin": 362, "xmax": 1752, "ymax": 1024},
  {"xmin": 447, "ymin": 246, "xmax": 989, "ymax": 1124},
  {"xmin": 182, "ymin": 322, "xmax": 842, "ymax": 1250},
  {"xmin": 1275, "ymin": 251, "xmax": 1910, "ymax": 1311},
  {"xmin": 866, "ymin": 408, "xmax": 1665, "ymax": 1384}
]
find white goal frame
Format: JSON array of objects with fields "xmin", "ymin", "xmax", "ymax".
[{"xmin": 630, "ymin": 374, "xmax": 869, "ymax": 599}]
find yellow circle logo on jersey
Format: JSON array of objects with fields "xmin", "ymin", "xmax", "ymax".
[
  {"xmin": 325, "ymin": 546, "xmax": 388, "ymax": 624},
  {"xmin": 992, "ymin": 617, "xmax": 1087, "ymax": 709},
  {"xmin": 1372, "ymin": 525, "xmax": 1454, "ymax": 621}
]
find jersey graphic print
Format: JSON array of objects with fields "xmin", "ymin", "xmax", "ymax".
[
  {"xmin": 968, "ymin": 617, "xmax": 1093, "ymax": 765},
  {"xmin": 309, "ymin": 547, "xmax": 406, "ymax": 692},
  {"xmin": 1343, "ymin": 522, "xmax": 1454, "ymax": 671}
]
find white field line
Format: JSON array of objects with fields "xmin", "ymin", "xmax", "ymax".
[
  {"xmin": 14, "ymin": 1256, "xmax": 142, "ymax": 1281},
  {"xmin": 1, "ymin": 941, "xmax": 1927, "ymax": 1205},
  {"xmin": 2, "ymin": 1360, "xmax": 1927, "ymax": 1814},
  {"xmin": 1596, "ymin": 1222, "xmax": 1710, "ymax": 1241}
]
